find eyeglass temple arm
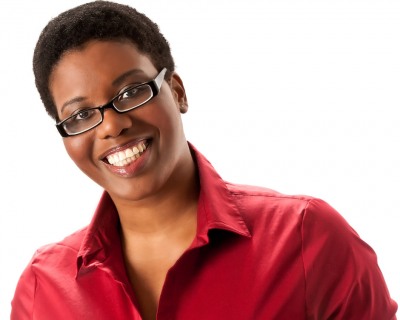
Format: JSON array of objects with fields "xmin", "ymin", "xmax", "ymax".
[{"xmin": 154, "ymin": 68, "xmax": 167, "ymax": 89}]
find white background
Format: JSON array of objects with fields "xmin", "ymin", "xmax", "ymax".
[{"xmin": 1, "ymin": 0, "xmax": 399, "ymax": 317}]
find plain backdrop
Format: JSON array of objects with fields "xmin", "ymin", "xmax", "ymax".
[{"xmin": 1, "ymin": 0, "xmax": 399, "ymax": 317}]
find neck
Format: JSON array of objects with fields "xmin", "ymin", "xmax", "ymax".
[
  {"xmin": 114, "ymin": 148, "xmax": 199, "ymax": 238},
  {"xmin": 114, "ymin": 148, "xmax": 199, "ymax": 319}
]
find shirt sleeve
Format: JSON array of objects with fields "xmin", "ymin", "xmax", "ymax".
[
  {"xmin": 11, "ymin": 253, "xmax": 37, "ymax": 320},
  {"xmin": 301, "ymin": 198, "xmax": 398, "ymax": 320}
]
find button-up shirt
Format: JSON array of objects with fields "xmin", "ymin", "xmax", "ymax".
[{"xmin": 11, "ymin": 144, "xmax": 397, "ymax": 319}]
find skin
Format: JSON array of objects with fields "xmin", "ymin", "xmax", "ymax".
[{"xmin": 50, "ymin": 40, "xmax": 199, "ymax": 320}]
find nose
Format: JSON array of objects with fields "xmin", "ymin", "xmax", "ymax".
[{"xmin": 95, "ymin": 108, "xmax": 133, "ymax": 139}]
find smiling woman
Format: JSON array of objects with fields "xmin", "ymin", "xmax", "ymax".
[
  {"xmin": 9, "ymin": 1, "xmax": 398, "ymax": 320},
  {"xmin": 53, "ymin": 41, "xmax": 192, "ymax": 202}
]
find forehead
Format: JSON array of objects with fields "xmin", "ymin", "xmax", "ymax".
[{"xmin": 50, "ymin": 40, "xmax": 157, "ymax": 113}]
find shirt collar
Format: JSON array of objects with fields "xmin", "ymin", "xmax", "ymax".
[
  {"xmin": 76, "ymin": 192, "xmax": 121, "ymax": 275},
  {"xmin": 189, "ymin": 143, "xmax": 251, "ymax": 244},
  {"xmin": 76, "ymin": 142, "xmax": 251, "ymax": 274}
]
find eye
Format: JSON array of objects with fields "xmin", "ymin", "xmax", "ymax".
[
  {"xmin": 120, "ymin": 86, "xmax": 140, "ymax": 100},
  {"xmin": 73, "ymin": 108, "xmax": 97, "ymax": 121},
  {"xmin": 118, "ymin": 85, "xmax": 149, "ymax": 102}
]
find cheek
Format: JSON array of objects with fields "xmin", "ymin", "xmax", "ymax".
[
  {"xmin": 63, "ymin": 137, "xmax": 92, "ymax": 169},
  {"xmin": 157, "ymin": 96, "xmax": 183, "ymax": 133},
  {"xmin": 155, "ymin": 107, "xmax": 183, "ymax": 143}
]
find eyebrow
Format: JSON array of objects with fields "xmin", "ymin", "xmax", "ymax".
[
  {"xmin": 61, "ymin": 96, "xmax": 87, "ymax": 114},
  {"xmin": 112, "ymin": 69, "xmax": 145, "ymax": 87},
  {"xmin": 60, "ymin": 69, "xmax": 146, "ymax": 114}
]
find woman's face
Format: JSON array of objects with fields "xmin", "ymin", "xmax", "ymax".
[{"xmin": 50, "ymin": 40, "xmax": 191, "ymax": 203}]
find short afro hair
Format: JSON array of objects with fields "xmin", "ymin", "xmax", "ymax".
[{"xmin": 33, "ymin": 0, "xmax": 175, "ymax": 120}]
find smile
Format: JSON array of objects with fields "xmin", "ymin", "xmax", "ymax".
[{"xmin": 105, "ymin": 141, "xmax": 148, "ymax": 167}]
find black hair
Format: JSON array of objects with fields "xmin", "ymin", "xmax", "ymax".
[{"xmin": 33, "ymin": 0, "xmax": 175, "ymax": 120}]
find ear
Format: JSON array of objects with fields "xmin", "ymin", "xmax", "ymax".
[{"xmin": 169, "ymin": 72, "xmax": 188, "ymax": 114}]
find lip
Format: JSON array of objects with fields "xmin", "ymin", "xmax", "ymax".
[{"xmin": 101, "ymin": 138, "xmax": 152, "ymax": 178}]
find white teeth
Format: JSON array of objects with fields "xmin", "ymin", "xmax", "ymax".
[
  {"xmin": 117, "ymin": 151, "xmax": 124, "ymax": 161},
  {"xmin": 125, "ymin": 148, "xmax": 134, "ymax": 158},
  {"xmin": 132, "ymin": 146, "xmax": 139, "ymax": 155},
  {"xmin": 112, "ymin": 154, "xmax": 119, "ymax": 164},
  {"xmin": 106, "ymin": 141, "xmax": 148, "ymax": 167}
]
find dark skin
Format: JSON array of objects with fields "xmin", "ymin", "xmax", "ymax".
[{"xmin": 50, "ymin": 40, "xmax": 199, "ymax": 320}]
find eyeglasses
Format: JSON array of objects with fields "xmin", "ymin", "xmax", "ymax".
[{"xmin": 56, "ymin": 68, "xmax": 167, "ymax": 137}]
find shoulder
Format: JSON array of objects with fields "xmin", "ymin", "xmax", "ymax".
[
  {"xmin": 225, "ymin": 181, "xmax": 359, "ymax": 248},
  {"xmin": 30, "ymin": 226, "xmax": 88, "ymax": 267},
  {"xmin": 226, "ymin": 181, "xmax": 318, "ymax": 220},
  {"xmin": 224, "ymin": 182, "xmax": 397, "ymax": 318},
  {"xmin": 227, "ymin": 182, "xmax": 314, "ymax": 202},
  {"xmin": 227, "ymin": 182, "xmax": 349, "ymax": 221},
  {"xmin": 11, "ymin": 227, "xmax": 89, "ymax": 317}
]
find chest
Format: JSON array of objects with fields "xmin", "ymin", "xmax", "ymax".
[
  {"xmin": 33, "ymin": 231, "xmax": 307, "ymax": 320},
  {"xmin": 124, "ymin": 255, "xmax": 173, "ymax": 320}
]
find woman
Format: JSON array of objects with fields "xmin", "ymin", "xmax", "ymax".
[{"xmin": 11, "ymin": 1, "xmax": 397, "ymax": 319}]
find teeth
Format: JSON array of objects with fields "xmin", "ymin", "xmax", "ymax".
[
  {"xmin": 106, "ymin": 141, "xmax": 148, "ymax": 167},
  {"xmin": 118, "ymin": 151, "xmax": 125, "ymax": 161},
  {"xmin": 125, "ymin": 148, "xmax": 134, "ymax": 158},
  {"xmin": 111, "ymin": 154, "xmax": 119, "ymax": 164}
]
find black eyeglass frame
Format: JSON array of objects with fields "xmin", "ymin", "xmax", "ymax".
[{"xmin": 56, "ymin": 68, "xmax": 167, "ymax": 137}]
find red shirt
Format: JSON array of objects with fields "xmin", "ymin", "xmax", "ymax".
[{"xmin": 11, "ymin": 145, "xmax": 397, "ymax": 319}]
